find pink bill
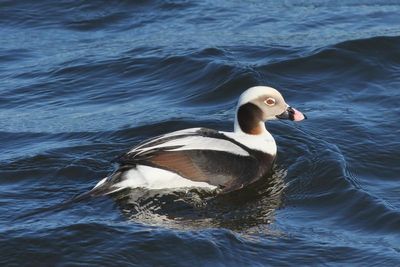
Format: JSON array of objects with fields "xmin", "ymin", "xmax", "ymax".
[{"xmin": 292, "ymin": 107, "xmax": 306, "ymax": 121}]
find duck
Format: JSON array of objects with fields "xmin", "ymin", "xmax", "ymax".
[{"xmin": 89, "ymin": 86, "xmax": 306, "ymax": 196}]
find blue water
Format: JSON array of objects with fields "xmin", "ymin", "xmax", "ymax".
[{"xmin": 1, "ymin": 0, "xmax": 400, "ymax": 265}]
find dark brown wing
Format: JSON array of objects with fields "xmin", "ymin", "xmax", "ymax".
[
  {"xmin": 114, "ymin": 128, "xmax": 275, "ymax": 192},
  {"xmin": 119, "ymin": 148, "xmax": 273, "ymax": 192},
  {"xmin": 149, "ymin": 151, "xmax": 209, "ymax": 182}
]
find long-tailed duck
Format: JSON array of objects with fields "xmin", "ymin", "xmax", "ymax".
[{"xmin": 90, "ymin": 86, "xmax": 306, "ymax": 196}]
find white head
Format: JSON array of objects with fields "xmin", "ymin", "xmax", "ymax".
[{"xmin": 234, "ymin": 86, "xmax": 306, "ymax": 135}]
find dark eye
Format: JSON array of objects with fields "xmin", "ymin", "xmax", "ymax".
[{"xmin": 264, "ymin": 98, "xmax": 276, "ymax": 106}]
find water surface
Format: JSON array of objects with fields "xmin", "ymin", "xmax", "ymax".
[{"xmin": 1, "ymin": 0, "xmax": 400, "ymax": 265}]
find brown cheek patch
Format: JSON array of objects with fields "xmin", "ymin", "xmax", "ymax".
[
  {"xmin": 248, "ymin": 125, "xmax": 263, "ymax": 135},
  {"xmin": 237, "ymin": 103, "xmax": 263, "ymax": 135}
]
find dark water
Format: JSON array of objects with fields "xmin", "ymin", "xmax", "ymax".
[{"xmin": 1, "ymin": 0, "xmax": 400, "ymax": 265}]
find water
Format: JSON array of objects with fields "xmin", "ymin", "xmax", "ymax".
[{"xmin": 1, "ymin": 0, "xmax": 400, "ymax": 265}]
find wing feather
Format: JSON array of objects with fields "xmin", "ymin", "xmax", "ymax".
[{"xmin": 114, "ymin": 128, "xmax": 274, "ymax": 192}]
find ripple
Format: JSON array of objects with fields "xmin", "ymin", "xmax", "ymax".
[
  {"xmin": 113, "ymin": 167, "xmax": 286, "ymax": 231},
  {"xmin": 2, "ymin": 1, "xmax": 400, "ymax": 265}
]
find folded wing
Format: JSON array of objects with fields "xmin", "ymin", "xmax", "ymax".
[{"xmin": 114, "ymin": 128, "xmax": 273, "ymax": 192}]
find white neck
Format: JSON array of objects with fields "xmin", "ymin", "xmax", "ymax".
[{"xmin": 228, "ymin": 115, "xmax": 276, "ymax": 155}]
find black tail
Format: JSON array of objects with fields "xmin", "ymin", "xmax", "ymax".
[{"xmin": 14, "ymin": 175, "xmax": 124, "ymax": 221}]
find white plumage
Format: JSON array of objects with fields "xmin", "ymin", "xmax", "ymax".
[{"xmin": 130, "ymin": 129, "xmax": 250, "ymax": 157}]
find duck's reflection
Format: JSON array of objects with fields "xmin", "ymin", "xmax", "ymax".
[{"xmin": 112, "ymin": 167, "xmax": 286, "ymax": 231}]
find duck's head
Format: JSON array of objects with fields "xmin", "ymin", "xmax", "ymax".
[{"xmin": 234, "ymin": 86, "xmax": 306, "ymax": 135}]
